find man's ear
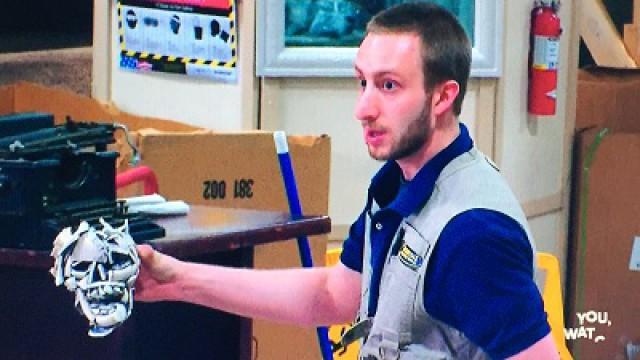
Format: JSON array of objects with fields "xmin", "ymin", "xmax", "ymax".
[{"xmin": 430, "ymin": 80, "xmax": 460, "ymax": 117}]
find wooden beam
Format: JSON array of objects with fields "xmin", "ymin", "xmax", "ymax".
[
  {"xmin": 580, "ymin": 0, "xmax": 637, "ymax": 68},
  {"xmin": 625, "ymin": 0, "xmax": 640, "ymax": 64},
  {"xmin": 91, "ymin": 0, "xmax": 111, "ymax": 102},
  {"xmin": 624, "ymin": 0, "xmax": 640, "ymax": 64},
  {"xmin": 624, "ymin": 24, "xmax": 640, "ymax": 64}
]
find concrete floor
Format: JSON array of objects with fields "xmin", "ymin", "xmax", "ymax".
[
  {"xmin": 1, "ymin": 2, "xmax": 92, "ymax": 96},
  {"xmin": 0, "ymin": 46, "xmax": 92, "ymax": 96}
]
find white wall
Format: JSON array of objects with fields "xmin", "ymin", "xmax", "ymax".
[
  {"xmin": 495, "ymin": 0, "xmax": 577, "ymax": 261},
  {"xmin": 260, "ymin": 78, "xmax": 494, "ymax": 239},
  {"xmin": 260, "ymin": 78, "xmax": 374, "ymax": 232},
  {"xmin": 260, "ymin": 0, "xmax": 578, "ymax": 269},
  {"xmin": 94, "ymin": 1, "xmax": 578, "ymax": 264}
]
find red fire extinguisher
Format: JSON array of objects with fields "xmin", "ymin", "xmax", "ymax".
[{"xmin": 528, "ymin": 0, "xmax": 562, "ymax": 116}]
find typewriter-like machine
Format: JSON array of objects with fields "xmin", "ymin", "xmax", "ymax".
[{"xmin": 0, "ymin": 112, "xmax": 165, "ymax": 250}]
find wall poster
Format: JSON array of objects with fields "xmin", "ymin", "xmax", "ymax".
[{"xmin": 117, "ymin": 0, "xmax": 237, "ymax": 82}]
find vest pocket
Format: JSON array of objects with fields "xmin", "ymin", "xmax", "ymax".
[
  {"xmin": 373, "ymin": 256, "xmax": 420, "ymax": 346},
  {"xmin": 399, "ymin": 344, "xmax": 449, "ymax": 359},
  {"xmin": 362, "ymin": 223, "xmax": 428, "ymax": 358}
]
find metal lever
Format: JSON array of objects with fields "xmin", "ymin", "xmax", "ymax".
[
  {"xmin": 114, "ymin": 123, "xmax": 140, "ymax": 166},
  {"xmin": 628, "ymin": 342, "xmax": 640, "ymax": 360},
  {"xmin": 332, "ymin": 318, "xmax": 372, "ymax": 354}
]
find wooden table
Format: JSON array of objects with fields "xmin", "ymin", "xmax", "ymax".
[{"xmin": 0, "ymin": 205, "xmax": 331, "ymax": 360}]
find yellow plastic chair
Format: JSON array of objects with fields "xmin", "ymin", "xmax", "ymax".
[
  {"xmin": 326, "ymin": 249, "xmax": 572, "ymax": 359},
  {"xmin": 537, "ymin": 252, "xmax": 573, "ymax": 360},
  {"xmin": 326, "ymin": 248, "xmax": 360, "ymax": 360}
]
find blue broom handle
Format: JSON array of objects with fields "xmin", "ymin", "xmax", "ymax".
[{"xmin": 274, "ymin": 131, "xmax": 333, "ymax": 360}]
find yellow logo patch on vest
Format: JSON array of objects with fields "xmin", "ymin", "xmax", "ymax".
[{"xmin": 398, "ymin": 243, "xmax": 423, "ymax": 270}]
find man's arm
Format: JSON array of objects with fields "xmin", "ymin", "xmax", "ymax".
[
  {"xmin": 135, "ymin": 245, "xmax": 361, "ymax": 327},
  {"xmin": 508, "ymin": 333, "xmax": 559, "ymax": 359}
]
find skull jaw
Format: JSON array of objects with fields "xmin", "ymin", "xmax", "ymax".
[
  {"xmin": 88, "ymin": 302, "xmax": 128, "ymax": 337},
  {"xmin": 88, "ymin": 325, "xmax": 115, "ymax": 338},
  {"xmin": 75, "ymin": 286, "xmax": 132, "ymax": 338}
]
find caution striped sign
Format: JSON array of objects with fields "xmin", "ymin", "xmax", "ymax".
[{"xmin": 117, "ymin": 0, "xmax": 237, "ymax": 81}]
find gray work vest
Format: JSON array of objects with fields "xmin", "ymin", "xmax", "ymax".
[{"xmin": 358, "ymin": 148, "xmax": 535, "ymax": 360}]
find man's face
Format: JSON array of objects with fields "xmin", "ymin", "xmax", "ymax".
[{"xmin": 354, "ymin": 32, "xmax": 432, "ymax": 162}]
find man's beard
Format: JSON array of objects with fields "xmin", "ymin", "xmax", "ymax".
[{"xmin": 369, "ymin": 105, "xmax": 430, "ymax": 161}]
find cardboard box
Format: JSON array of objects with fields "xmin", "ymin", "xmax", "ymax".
[
  {"xmin": 576, "ymin": 67, "xmax": 640, "ymax": 131},
  {"xmin": 137, "ymin": 129, "xmax": 330, "ymax": 360},
  {"xmin": 0, "ymin": 82, "xmax": 331, "ymax": 360},
  {"xmin": 568, "ymin": 115, "xmax": 640, "ymax": 357},
  {"xmin": 137, "ymin": 128, "xmax": 330, "ymax": 213}
]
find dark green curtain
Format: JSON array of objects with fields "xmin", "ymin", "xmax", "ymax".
[{"xmin": 285, "ymin": 0, "xmax": 475, "ymax": 46}]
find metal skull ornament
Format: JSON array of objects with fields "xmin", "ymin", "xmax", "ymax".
[{"xmin": 50, "ymin": 218, "xmax": 140, "ymax": 337}]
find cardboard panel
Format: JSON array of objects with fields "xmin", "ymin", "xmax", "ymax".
[
  {"xmin": 576, "ymin": 68, "xmax": 640, "ymax": 132},
  {"xmin": 137, "ymin": 130, "xmax": 330, "ymax": 213},
  {"xmin": 0, "ymin": 85, "xmax": 15, "ymax": 114},
  {"xmin": 568, "ymin": 127, "xmax": 640, "ymax": 359}
]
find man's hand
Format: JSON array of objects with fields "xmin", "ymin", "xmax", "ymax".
[
  {"xmin": 132, "ymin": 244, "xmax": 362, "ymax": 327},
  {"xmin": 134, "ymin": 245, "xmax": 182, "ymax": 302}
]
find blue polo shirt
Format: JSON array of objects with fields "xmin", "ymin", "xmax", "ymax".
[{"xmin": 340, "ymin": 124, "xmax": 550, "ymax": 359}]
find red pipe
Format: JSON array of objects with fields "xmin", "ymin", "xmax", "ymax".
[{"xmin": 116, "ymin": 166, "xmax": 159, "ymax": 195}]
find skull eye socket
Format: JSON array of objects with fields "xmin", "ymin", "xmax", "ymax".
[
  {"xmin": 111, "ymin": 252, "xmax": 131, "ymax": 265},
  {"xmin": 72, "ymin": 261, "xmax": 93, "ymax": 272},
  {"xmin": 106, "ymin": 236, "xmax": 118, "ymax": 244},
  {"xmin": 70, "ymin": 261, "xmax": 95, "ymax": 279},
  {"xmin": 106, "ymin": 235, "xmax": 124, "ymax": 247}
]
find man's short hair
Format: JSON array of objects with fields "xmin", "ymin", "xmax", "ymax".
[{"xmin": 367, "ymin": 2, "xmax": 471, "ymax": 115}]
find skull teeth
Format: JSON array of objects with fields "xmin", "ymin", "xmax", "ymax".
[{"xmin": 85, "ymin": 285, "xmax": 125, "ymax": 300}]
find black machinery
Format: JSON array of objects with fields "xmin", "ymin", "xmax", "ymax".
[{"xmin": 0, "ymin": 112, "xmax": 165, "ymax": 250}]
